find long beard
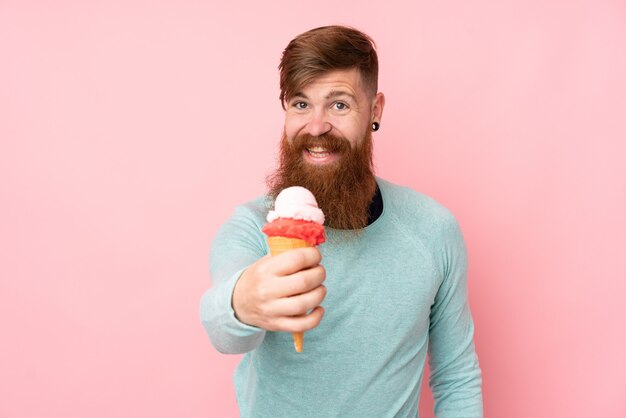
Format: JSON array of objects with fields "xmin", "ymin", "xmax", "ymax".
[{"xmin": 266, "ymin": 131, "xmax": 377, "ymax": 230}]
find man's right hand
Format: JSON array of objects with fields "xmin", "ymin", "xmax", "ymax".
[{"xmin": 232, "ymin": 247, "xmax": 326, "ymax": 333}]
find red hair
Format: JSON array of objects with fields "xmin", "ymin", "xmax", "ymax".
[{"xmin": 278, "ymin": 26, "xmax": 379, "ymax": 109}]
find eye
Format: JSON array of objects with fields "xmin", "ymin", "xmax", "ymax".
[
  {"xmin": 293, "ymin": 101, "xmax": 308, "ymax": 110},
  {"xmin": 333, "ymin": 102, "xmax": 348, "ymax": 111}
]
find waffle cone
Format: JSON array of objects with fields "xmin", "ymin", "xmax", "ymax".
[
  {"xmin": 266, "ymin": 236, "xmax": 312, "ymax": 353},
  {"xmin": 266, "ymin": 236, "xmax": 312, "ymax": 254}
]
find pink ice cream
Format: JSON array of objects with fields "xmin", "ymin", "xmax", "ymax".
[
  {"xmin": 262, "ymin": 187, "xmax": 325, "ymax": 246},
  {"xmin": 266, "ymin": 186, "xmax": 325, "ymax": 224}
]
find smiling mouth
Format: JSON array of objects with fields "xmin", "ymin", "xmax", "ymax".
[{"xmin": 306, "ymin": 146, "xmax": 331, "ymax": 159}]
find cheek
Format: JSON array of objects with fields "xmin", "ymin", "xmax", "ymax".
[
  {"xmin": 341, "ymin": 124, "xmax": 364, "ymax": 146},
  {"xmin": 283, "ymin": 117, "xmax": 302, "ymax": 140}
]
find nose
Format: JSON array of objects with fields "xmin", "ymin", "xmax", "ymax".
[{"xmin": 305, "ymin": 110, "xmax": 332, "ymax": 137}]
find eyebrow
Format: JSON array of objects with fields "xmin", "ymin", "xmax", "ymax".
[
  {"xmin": 291, "ymin": 90, "xmax": 357, "ymax": 102},
  {"xmin": 326, "ymin": 90, "xmax": 357, "ymax": 101}
]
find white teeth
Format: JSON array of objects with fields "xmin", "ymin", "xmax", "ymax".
[{"xmin": 307, "ymin": 146, "xmax": 330, "ymax": 158}]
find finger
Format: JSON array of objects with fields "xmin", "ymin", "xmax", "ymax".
[
  {"xmin": 266, "ymin": 247, "xmax": 322, "ymax": 276},
  {"xmin": 273, "ymin": 306, "xmax": 325, "ymax": 333},
  {"xmin": 252, "ymin": 264, "xmax": 324, "ymax": 303},
  {"xmin": 275, "ymin": 264, "xmax": 326, "ymax": 298},
  {"xmin": 270, "ymin": 284, "xmax": 327, "ymax": 317}
]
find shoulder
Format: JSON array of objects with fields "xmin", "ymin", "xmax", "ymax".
[
  {"xmin": 231, "ymin": 195, "xmax": 271, "ymax": 226},
  {"xmin": 213, "ymin": 194, "xmax": 271, "ymax": 246},
  {"xmin": 377, "ymin": 177, "xmax": 459, "ymax": 233},
  {"xmin": 377, "ymin": 178, "xmax": 467, "ymax": 277}
]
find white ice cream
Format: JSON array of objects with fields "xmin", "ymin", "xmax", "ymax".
[{"xmin": 267, "ymin": 186, "xmax": 325, "ymax": 224}]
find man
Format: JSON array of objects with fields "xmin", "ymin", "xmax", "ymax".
[{"xmin": 200, "ymin": 26, "xmax": 483, "ymax": 417}]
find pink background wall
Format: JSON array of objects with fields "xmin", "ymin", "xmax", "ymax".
[{"xmin": 1, "ymin": 1, "xmax": 625, "ymax": 417}]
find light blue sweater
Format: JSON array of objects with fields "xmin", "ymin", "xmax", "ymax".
[{"xmin": 200, "ymin": 178, "xmax": 483, "ymax": 417}]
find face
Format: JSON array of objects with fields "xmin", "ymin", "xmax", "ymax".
[
  {"xmin": 283, "ymin": 68, "xmax": 385, "ymax": 166},
  {"xmin": 267, "ymin": 69, "xmax": 385, "ymax": 230}
]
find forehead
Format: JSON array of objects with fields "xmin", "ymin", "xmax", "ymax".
[{"xmin": 294, "ymin": 68, "xmax": 367, "ymax": 99}]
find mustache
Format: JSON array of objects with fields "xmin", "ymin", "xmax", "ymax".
[{"xmin": 290, "ymin": 133, "xmax": 351, "ymax": 154}]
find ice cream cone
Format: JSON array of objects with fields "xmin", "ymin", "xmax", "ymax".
[
  {"xmin": 262, "ymin": 187, "xmax": 325, "ymax": 353},
  {"xmin": 266, "ymin": 236, "xmax": 312, "ymax": 353}
]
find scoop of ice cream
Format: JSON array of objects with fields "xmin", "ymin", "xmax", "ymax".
[
  {"xmin": 262, "ymin": 218, "xmax": 325, "ymax": 245},
  {"xmin": 266, "ymin": 186, "xmax": 325, "ymax": 224}
]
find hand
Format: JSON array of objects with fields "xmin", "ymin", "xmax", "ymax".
[{"xmin": 232, "ymin": 247, "xmax": 326, "ymax": 333}]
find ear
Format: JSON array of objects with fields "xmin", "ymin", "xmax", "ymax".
[{"xmin": 371, "ymin": 92, "xmax": 385, "ymax": 123}]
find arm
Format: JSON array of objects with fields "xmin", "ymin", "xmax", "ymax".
[
  {"xmin": 200, "ymin": 204, "xmax": 268, "ymax": 354},
  {"xmin": 428, "ymin": 215, "xmax": 483, "ymax": 418}
]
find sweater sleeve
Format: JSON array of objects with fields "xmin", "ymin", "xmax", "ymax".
[
  {"xmin": 428, "ymin": 214, "xmax": 483, "ymax": 417},
  {"xmin": 200, "ymin": 203, "xmax": 268, "ymax": 354}
]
